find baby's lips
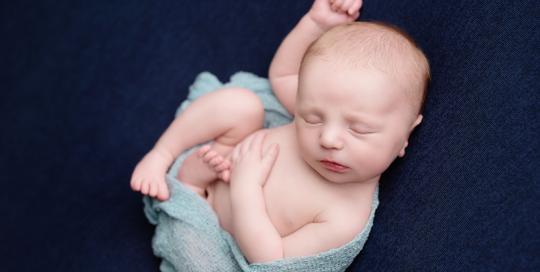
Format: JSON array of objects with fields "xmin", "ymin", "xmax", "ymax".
[{"xmin": 320, "ymin": 160, "xmax": 349, "ymax": 172}]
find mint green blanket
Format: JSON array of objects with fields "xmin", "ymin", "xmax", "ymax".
[{"xmin": 143, "ymin": 72, "xmax": 379, "ymax": 272}]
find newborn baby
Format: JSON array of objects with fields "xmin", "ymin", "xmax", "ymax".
[{"xmin": 131, "ymin": 0, "xmax": 430, "ymax": 264}]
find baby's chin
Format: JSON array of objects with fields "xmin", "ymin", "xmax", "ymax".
[
  {"xmin": 323, "ymin": 173, "xmax": 360, "ymax": 184},
  {"xmin": 310, "ymin": 162, "xmax": 382, "ymax": 184}
]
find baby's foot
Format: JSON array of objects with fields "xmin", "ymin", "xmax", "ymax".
[
  {"xmin": 131, "ymin": 149, "xmax": 171, "ymax": 201},
  {"xmin": 177, "ymin": 145, "xmax": 231, "ymax": 195},
  {"xmin": 199, "ymin": 145, "xmax": 231, "ymax": 182}
]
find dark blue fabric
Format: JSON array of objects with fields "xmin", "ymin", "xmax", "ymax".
[{"xmin": 1, "ymin": 0, "xmax": 538, "ymax": 271}]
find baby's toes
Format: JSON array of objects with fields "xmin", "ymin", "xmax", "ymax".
[
  {"xmin": 220, "ymin": 169, "xmax": 231, "ymax": 183},
  {"xmin": 208, "ymin": 155, "xmax": 224, "ymax": 168},
  {"xmin": 131, "ymin": 176, "xmax": 142, "ymax": 191},
  {"xmin": 214, "ymin": 159, "xmax": 230, "ymax": 172},
  {"xmin": 202, "ymin": 149, "xmax": 219, "ymax": 163},
  {"xmin": 197, "ymin": 145, "xmax": 212, "ymax": 158},
  {"xmin": 149, "ymin": 182, "xmax": 159, "ymax": 197},
  {"xmin": 140, "ymin": 179, "xmax": 151, "ymax": 194},
  {"xmin": 157, "ymin": 182, "xmax": 170, "ymax": 201}
]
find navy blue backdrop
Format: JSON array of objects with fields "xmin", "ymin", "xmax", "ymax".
[{"xmin": 1, "ymin": 0, "xmax": 538, "ymax": 271}]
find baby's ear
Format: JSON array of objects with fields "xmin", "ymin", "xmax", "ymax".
[{"xmin": 398, "ymin": 115, "xmax": 423, "ymax": 157}]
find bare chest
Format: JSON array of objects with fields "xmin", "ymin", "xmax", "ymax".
[
  {"xmin": 262, "ymin": 130, "xmax": 329, "ymax": 237},
  {"xmin": 210, "ymin": 124, "xmax": 332, "ymax": 237}
]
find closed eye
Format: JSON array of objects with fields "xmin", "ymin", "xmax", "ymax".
[
  {"xmin": 302, "ymin": 116, "xmax": 322, "ymax": 124},
  {"xmin": 349, "ymin": 126, "xmax": 374, "ymax": 135}
]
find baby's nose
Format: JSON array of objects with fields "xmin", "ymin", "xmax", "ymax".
[{"xmin": 319, "ymin": 127, "xmax": 344, "ymax": 150}]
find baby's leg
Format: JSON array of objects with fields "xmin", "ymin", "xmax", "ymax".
[
  {"xmin": 177, "ymin": 88, "xmax": 264, "ymax": 197},
  {"xmin": 131, "ymin": 87, "xmax": 264, "ymax": 200},
  {"xmin": 176, "ymin": 145, "xmax": 230, "ymax": 197}
]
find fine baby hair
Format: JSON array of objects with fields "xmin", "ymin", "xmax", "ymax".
[{"xmin": 301, "ymin": 21, "xmax": 430, "ymax": 116}]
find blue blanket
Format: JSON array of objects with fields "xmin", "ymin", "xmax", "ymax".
[{"xmin": 143, "ymin": 72, "xmax": 379, "ymax": 272}]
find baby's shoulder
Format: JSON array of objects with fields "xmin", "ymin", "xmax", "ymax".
[
  {"xmin": 262, "ymin": 123, "xmax": 297, "ymax": 149},
  {"xmin": 263, "ymin": 122, "xmax": 294, "ymax": 137}
]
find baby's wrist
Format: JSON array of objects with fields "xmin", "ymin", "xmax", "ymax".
[
  {"xmin": 231, "ymin": 177, "xmax": 261, "ymax": 190},
  {"xmin": 301, "ymin": 14, "xmax": 328, "ymax": 38},
  {"xmin": 230, "ymin": 181, "xmax": 263, "ymax": 204}
]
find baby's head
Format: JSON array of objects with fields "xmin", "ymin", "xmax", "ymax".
[
  {"xmin": 295, "ymin": 22, "xmax": 430, "ymax": 184},
  {"xmin": 301, "ymin": 22, "xmax": 430, "ymax": 119}
]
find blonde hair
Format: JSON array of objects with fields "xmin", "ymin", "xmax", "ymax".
[{"xmin": 301, "ymin": 22, "xmax": 430, "ymax": 116}]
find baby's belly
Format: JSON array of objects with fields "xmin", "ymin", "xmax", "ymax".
[{"xmin": 208, "ymin": 179, "xmax": 312, "ymax": 238}]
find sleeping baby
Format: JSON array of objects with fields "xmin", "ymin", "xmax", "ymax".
[{"xmin": 131, "ymin": 0, "xmax": 430, "ymax": 265}]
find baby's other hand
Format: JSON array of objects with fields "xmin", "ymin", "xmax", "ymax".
[
  {"xmin": 131, "ymin": 150, "xmax": 170, "ymax": 201},
  {"xmin": 309, "ymin": 0, "xmax": 362, "ymax": 31},
  {"xmin": 230, "ymin": 132, "xmax": 279, "ymax": 187}
]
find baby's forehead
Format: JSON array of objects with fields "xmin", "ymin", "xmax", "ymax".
[
  {"xmin": 301, "ymin": 62, "xmax": 409, "ymax": 103},
  {"xmin": 298, "ymin": 60, "xmax": 420, "ymax": 119},
  {"xmin": 304, "ymin": 39, "xmax": 423, "ymax": 89},
  {"xmin": 300, "ymin": 22, "xmax": 430, "ymax": 115}
]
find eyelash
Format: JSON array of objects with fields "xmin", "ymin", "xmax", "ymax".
[
  {"xmin": 300, "ymin": 113, "xmax": 373, "ymax": 134},
  {"xmin": 303, "ymin": 117, "xmax": 321, "ymax": 124},
  {"xmin": 349, "ymin": 127, "xmax": 373, "ymax": 135}
]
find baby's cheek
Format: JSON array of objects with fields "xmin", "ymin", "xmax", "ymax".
[{"xmin": 358, "ymin": 148, "xmax": 392, "ymax": 175}]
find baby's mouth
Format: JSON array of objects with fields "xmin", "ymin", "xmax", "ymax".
[{"xmin": 320, "ymin": 160, "xmax": 349, "ymax": 172}]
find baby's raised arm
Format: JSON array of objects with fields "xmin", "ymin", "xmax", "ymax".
[{"xmin": 269, "ymin": 0, "xmax": 362, "ymax": 114}]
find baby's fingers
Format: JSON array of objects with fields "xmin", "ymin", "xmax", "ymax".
[
  {"xmin": 231, "ymin": 132, "xmax": 267, "ymax": 168},
  {"xmin": 251, "ymin": 132, "xmax": 267, "ymax": 153},
  {"xmin": 239, "ymin": 131, "xmax": 266, "ymax": 155},
  {"xmin": 239, "ymin": 133, "xmax": 256, "ymax": 155},
  {"xmin": 246, "ymin": 132, "xmax": 266, "ymax": 153},
  {"xmin": 333, "ymin": 0, "xmax": 361, "ymax": 16},
  {"xmin": 231, "ymin": 142, "xmax": 240, "ymax": 164},
  {"xmin": 331, "ymin": 0, "xmax": 346, "ymax": 12},
  {"xmin": 348, "ymin": 0, "xmax": 362, "ymax": 16},
  {"xmin": 262, "ymin": 143, "xmax": 280, "ymax": 167},
  {"xmin": 341, "ymin": 0, "xmax": 355, "ymax": 11}
]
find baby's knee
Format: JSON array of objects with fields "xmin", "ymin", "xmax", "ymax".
[{"xmin": 220, "ymin": 87, "xmax": 264, "ymax": 123}]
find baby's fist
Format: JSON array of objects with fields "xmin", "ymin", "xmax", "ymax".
[{"xmin": 309, "ymin": 0, "xmax": 362, "ymax": 31}]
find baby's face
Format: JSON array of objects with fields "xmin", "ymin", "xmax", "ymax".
[{"xmin": 295, "ymin": 59, "xmax": 419, "ymax": 184}]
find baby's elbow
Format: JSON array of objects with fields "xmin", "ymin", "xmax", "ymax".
[
  {"xmin": 246, "ymin": 245, "xmax": 284, "ymax": 264},
  {"xmin": 268, "ymin": 247, "xmax": 285, "ymax": 263}
]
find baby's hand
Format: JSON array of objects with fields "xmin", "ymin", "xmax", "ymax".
[
  {"xmin": 131, "ymin": 149, "xmax": 170, "ymax": 201},
  {"xmin": 230, "ymin": 132, "xmax": 279, "ymax": 187},
  {"xmin": 309, "ymin": 0, "xmax": 362, "ymax": 31}
]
